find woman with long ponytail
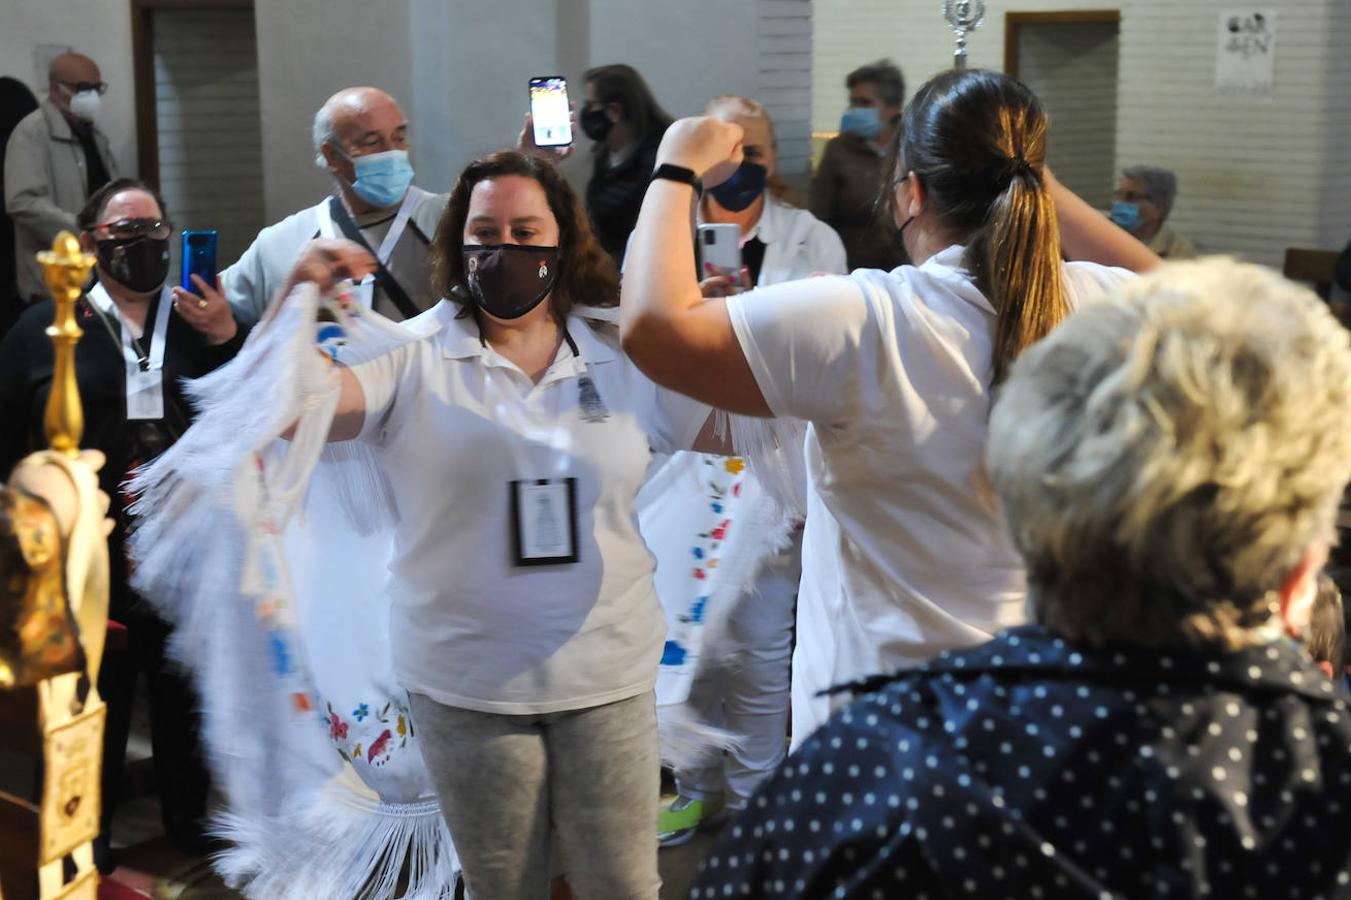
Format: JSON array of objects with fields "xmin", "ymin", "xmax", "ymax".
[{"xmin": 621, "ymin": 68, "xmax": 1160, "ymax": 747}]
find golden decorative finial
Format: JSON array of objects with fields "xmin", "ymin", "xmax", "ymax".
[{"xmin": 37, "ymin": 232, "xmax": 95, "ymax": 458}]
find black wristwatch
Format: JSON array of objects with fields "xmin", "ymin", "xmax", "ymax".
[{"xmin": 650, "ymin": 164, "xmax": 702, "ymax": 195}]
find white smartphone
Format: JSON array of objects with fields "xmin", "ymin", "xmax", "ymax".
[
  {"xmin": 529, "ymin": 76, "xmax": 573, "ymax": 147},
  {"xmin": 698, "ymin": 223, "xmax": 742, "ymax": 276}
]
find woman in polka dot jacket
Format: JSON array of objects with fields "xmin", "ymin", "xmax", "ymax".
[{"xmin": 689, "ymin": 260, "xmax": 1351, "ymax": 899}]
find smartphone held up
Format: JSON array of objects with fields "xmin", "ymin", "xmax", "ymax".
[
  {"xmin": 182, "ymin": 230, "xmax": 218, "ymax": 292},
  {"xmin": 529, "ymin": 76, "xmax": 573, "ymax": 148}
]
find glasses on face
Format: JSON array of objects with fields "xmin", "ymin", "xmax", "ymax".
[
  {"xmin": 58, "ymin": 80, "xmax": 108, "ymax": 96},
  {"xmin": 92, "ymin": 218, "xmax": 171, "ymax": 241}
]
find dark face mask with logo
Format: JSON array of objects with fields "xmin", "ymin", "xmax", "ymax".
[
  {"xmin": 462, "ymin": 244, "xmax": 561, "ymax": 320},
  {"xmin": 95, "ymin": 236, "xmax": 170, "ymax": 295},
  {"xmin": 708, "ymin": 161, "xmax": 768, "ymax": 213}
]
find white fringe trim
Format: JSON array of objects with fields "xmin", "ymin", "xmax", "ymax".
[{"xmin": 212, "ymin": 786, "xmax": 456, "ymax": 899}]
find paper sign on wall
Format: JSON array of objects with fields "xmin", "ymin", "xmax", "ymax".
[{"xmin": 1216, "ymin": 10, "xmax": 1276, "ymax": 99}]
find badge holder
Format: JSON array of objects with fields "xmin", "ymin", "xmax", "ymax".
[{"xmin": 509, "ymin": 478, "xmax": 579, "ymax": 566}]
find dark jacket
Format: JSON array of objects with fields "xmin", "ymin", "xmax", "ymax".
[
  {"xmin": 810, "ymin": 131, "xmax": 906, "ymax": 272},
  {"xmin": 0, "ymin": 292, "xmax": 247, "ymax": 612},
  {"xmin": 692, "ymin": 624, "xmax": 1351, "ymax": 899},
  {"xmin": 587, "ymin": 133, "xmax": 663, "ymax": 266}
]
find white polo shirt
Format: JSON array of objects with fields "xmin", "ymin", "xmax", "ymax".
[
  {"xmin": 349, "ymin": 301, "xmax": 709, "ymax": 714},
  {"xmin": 725, "ymin": 245, "xmax": 1133, "ymax": 743}
]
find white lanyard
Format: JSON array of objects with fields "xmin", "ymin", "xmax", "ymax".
[
  {"xmin": 87, "ymin": 282, "xmax": 173, "ymax": 420},
  {"xmin": 315, "ymin": 187, "xmax": 426, "ymax": 309}
]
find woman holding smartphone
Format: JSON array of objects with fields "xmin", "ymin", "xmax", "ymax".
[
  {"xmin": 621, "ymin": 69, "xmax": 1162, "ymax": 747},
  {"xmin": 639, "ymin": 94, "xmax": 845, "ymax": 846},
  {"xmin": 0, "ymin": 177, "xmax": 246, "ymax": 868}
]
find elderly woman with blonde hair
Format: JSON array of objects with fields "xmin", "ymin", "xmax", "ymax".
[{"xmin": 688, "ymin": 258, "xmax": 1351, "ymax": 899}]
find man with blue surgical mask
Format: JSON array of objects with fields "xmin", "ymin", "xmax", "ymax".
[
  {"xmin": 1109, "ymin": 165, "xmax": 1198, "ymax": 260},
  {"xmin": 811, "ymin": 59, "xmax": 907, "ymax": 271},
  {"xmin": 221, "ymin": 87, "xmax": 447, "ymax": 324},
  {"xmin": 5, "ymin": 52, "xmax": 118, "ymax": 305}
]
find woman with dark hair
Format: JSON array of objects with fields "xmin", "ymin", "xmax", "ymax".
[
  {"xmin": 240, "ymin": 149, "xmax": 720, "ymax": 898},
  {"xmin": 580, "ymin": 64, "xmax": 673, "ymax": 263},
  {"xmin": 0, "ymin": 176, "xmax": 246, "ymax": 867},
  {"xmin": 621, "ymin": 69, "xmax": 1162, "ymax": 746}
]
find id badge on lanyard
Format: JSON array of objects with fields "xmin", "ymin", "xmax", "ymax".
[
  {"xmin": 316, "ymin": 189, "xmax": 421, "ymax": 310},
  {"xmin": 88, "ymin": 284, "xmax": 172, "ymax": 421},
  {"xmin": 484, "ymin": 332, "xmax": 607, "ymax": 567}
]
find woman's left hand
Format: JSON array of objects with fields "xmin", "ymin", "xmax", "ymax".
[
  {"xmin": 656, "ymin": 116, "xmax": 744, "ymax": 187},
  {"xmin": 172, "ymin": 275, "xmax": 238, "ymax": 346}
]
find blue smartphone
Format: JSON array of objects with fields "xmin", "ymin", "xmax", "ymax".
[{"xmin": 182, "ymin": 230, "xmax": 218, "ymax": 293}]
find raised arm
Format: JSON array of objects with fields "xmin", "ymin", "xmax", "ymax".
[
  {"xmin": 619, "ymin": 118, "xmax": 770, "ymax": 416},
  {"xmin": 1048, "ymin": 169, "xmax": 1162, "ymax": 273}
]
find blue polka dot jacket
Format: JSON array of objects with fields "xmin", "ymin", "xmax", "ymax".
[{"xmin": 689, "ymin": 625, "xmax": 1351, "ymax": 899}]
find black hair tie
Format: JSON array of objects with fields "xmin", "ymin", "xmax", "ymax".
[{"xmin": 1007, "ymin": 156, "xmax": 1035, "ymax": 181}]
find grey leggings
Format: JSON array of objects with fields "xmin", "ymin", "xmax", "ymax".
[{"xmin": 410, "ymin": 691, "xmax": 661, "ymax": 900}]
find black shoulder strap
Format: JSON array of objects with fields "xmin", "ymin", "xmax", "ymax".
[{"xmin": 327, "ymin": 196, "xmax": 420, "ymax": 320}]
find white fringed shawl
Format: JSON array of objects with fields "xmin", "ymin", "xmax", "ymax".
[{"xmin": 129, "ymin": 286, "xmax": 457, "ymax": 899}]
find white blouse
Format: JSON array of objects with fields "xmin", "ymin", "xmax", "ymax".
[{"xmin": 725, "ymin": 245, "xmax": 1133, "ymax": 743}]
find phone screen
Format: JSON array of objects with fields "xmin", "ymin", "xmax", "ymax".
[
  {"xmin": 182, "ymin": 230, "xmax": 218, "ymax": 293},
  {"xmin": 529, "ymin": 76, "xmax": 573, "ymax": 147}
]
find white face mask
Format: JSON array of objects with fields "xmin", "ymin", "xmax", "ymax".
[{"xmin": 68, "ymin": 89, "xmax": 101, "ymax": 122}]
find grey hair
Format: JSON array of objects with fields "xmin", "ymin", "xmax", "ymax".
[
  {"xmin": 987, "ymin": 258, "xmax": 1351, "ymax": 652},
  {"xmin": 1121, "ymin": 165, "xmax": 1179, "ymax": 217},
  {"xmin": 846, "ymin": 59, "xmax": 906, "ymax": 107},
  {"xmin": 313, "ymin": 103, "xmax": 336, "ymax": 169}
]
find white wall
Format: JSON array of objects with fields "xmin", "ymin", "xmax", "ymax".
[
  {"xmin": 258, "ymin": 0, "xmax": 773, "ymax": 217},
  {"xmin": 1115, "ymin": 0, "xmax": 1345, "ymax": 265},
  {"xmin": 0, "ymin": 0, "xmax": 137, "ymax": 179},
  {"xmin": 6, "ymin": 0, "xmax": 800, "ymax": 229},
  {"xmin": 813, "ymin": 0, "xmax": 1351, "ymax": 268},
  {"xmin": 253, "ymin": 0, "xmax": 413, "ymax": 220}
]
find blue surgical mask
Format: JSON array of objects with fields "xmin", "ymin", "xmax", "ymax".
[
  {"xmin": 708, "ymin": 161, "xmax": 768, "ymax": 213},
  {"xmin": 343, "ymin": 149, "xmax": 415, "ymax": 208},
  {"xmin": 1108, "ymin": 200, "xmax": 1143, "ymax": 233},
  {"xmin": 840, "ymin": 106, "xmax": 882, "ymax": 140}
]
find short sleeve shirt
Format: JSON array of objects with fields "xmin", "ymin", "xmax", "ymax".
[
  {"xmin": 348, "ymin": 302, "xmax": 709, "ymax": 714},
  {"xmin": 725, "ymin": 246, "xmax": 1133, "ymax": 740}
]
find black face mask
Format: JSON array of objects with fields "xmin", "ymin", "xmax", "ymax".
[
  {"xmin": 96, "ymin": 236, "xmax": 170, "ymax": 294},
  {"xmin": 580, "ymin": 105, "xmax": 613, "ymax": 143},
  {"xmin": 462, "ymin": 244, "xmax": 561, "ymax": 320}
]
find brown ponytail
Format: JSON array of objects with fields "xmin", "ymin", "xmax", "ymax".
[{"xmin": 894, "ymin": 70, "xmax": 1070, "ymax": 383}]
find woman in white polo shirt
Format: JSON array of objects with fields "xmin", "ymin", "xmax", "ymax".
[
  {"xmin": 639, "ymin": 94, "xmax": 846, "ymax": 845},
  {"xmin": 276, "ymin": 150, "xmax": 713, "ymax": 899},
  {"xmin": 621, "ymin": 69, "xmax": 1163, "ymax": 747}
]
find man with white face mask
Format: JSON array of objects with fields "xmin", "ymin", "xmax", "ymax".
[
  {"xmin": 222, "ymin": 86, "xmax": 447, "ymax": 324},
  {"xmin": 4, "ymin": 52, "xmax": 118, "ymax": 304}
]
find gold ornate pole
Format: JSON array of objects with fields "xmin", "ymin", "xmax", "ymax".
[{"xmin": 36, "ymin": 233, "xmax": 95, "ymax": 459}]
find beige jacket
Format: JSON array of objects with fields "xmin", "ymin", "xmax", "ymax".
[
  {"xmin": 4, "ymin": 98, "xmax": 118, "ymax": 302},
  {"xmin": 1149, "ymin": 223, "xmax": 1198, "ymax": 260}
]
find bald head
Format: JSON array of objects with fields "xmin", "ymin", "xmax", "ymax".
[
  {"xmin": 48, "ymin": 53, "xmax": 102, "ymax": 111},
  {"xmin": 312, "ymin": 87, "xmax": 407, "ymax": 167}
]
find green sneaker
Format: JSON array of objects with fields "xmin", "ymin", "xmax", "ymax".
[{"xmin": 657, "ymin": 795, "xmax": 708, "ymax": 846}]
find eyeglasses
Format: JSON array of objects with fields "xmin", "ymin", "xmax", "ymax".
[
  {"xmin": 92, "ymin": 218, "xmax": 171, "ymax": 240},
  {"xmin": 58, "ymin": 80, "xmax": 108, "ymax": 96}
]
